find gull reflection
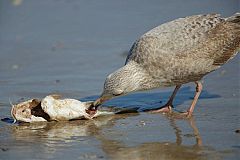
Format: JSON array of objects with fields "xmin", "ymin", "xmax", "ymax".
[
  {"xmin": 98, "ymin": 116, "xmax": 209, "ymax": 160},
  {"xmin": 168, "ymin": 115, "xmax": 202, "ymax": 147}
]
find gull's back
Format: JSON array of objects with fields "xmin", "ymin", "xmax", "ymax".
[{"xmin": 126, "ymin": 13, "xmax": 240, "ymax": 86}]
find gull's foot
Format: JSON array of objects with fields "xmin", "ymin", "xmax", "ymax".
[
  {"xmin": 145, "ymin": 105, "xmax": 172, "ymax": 114},
  {"xmin": 180, "ymin": 111, "xmax": 192, "ymax": 118},
  {"xmin": 145, "ymin": 106, "xmax": 193, "ymax": 119}
]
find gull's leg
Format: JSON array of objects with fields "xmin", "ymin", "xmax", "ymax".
[
  {"xmin": 148, "ymin": 85, "xmax": 181, "ymax": 113},
  {"xmin": 183, "ymin": 81, "xmax": 202, "ymax": 118}
]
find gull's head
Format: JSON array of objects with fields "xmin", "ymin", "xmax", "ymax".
[{"xmin": 93, "ymin": 63, "xmax": 146, "ymax": 108}]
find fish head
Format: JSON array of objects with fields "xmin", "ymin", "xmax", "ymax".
[{"xmin": 11, "ymin": 99, "xmax": 42, "ymax": 122}]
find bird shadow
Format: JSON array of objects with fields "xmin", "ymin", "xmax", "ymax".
[
  {"xmin": 80, "ymin": 86, "xmax": 220, "ymax": 111},
  {"xmin": 1, "ymin": 86, "xmax": 220, "ymax": 124}
]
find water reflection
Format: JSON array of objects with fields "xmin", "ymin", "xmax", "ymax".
[
  {"xmin": 168, "ymin": 115, "xmax": 202, "ymax": 147},
  {"xmin": 99, "ymin": 116, "xmax": 209, "ymax": 160},
  {"xmin": 12, "ymin": 115, "xmax": 117, "ymax": 142},
  {"xmin": 9, "ymin": 114, "xmax": 220, "ymax": 160}
]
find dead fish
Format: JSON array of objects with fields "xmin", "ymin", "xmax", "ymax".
[{"xmin": 11, "ymin": 95, "xmax": 115, "ymax": 123}]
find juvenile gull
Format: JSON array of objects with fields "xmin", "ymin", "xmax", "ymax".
[{"xmin": 91, "ymin": 13, "xmax": 240, "ymax": 117}]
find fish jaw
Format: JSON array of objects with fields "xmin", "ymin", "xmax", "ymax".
[{"xmin": 11, "ymin": 99, "xmax": 46, "ymax": 123}]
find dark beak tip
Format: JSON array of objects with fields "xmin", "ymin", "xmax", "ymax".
[
  {"xmin": 93, "ymin": 100, "xmax": 101, "ymax": 107},
  {"xmin": 88, "ymin": 98, "xmax": 101, "ymax": 110},
  {"xmin": 88, "ymin": 103, "xmax": 95, "ymax": 110}
]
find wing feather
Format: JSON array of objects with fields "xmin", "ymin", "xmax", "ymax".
[{"xmin": 126, "ymin": 14, "xmax": 239, "ymax": 66}]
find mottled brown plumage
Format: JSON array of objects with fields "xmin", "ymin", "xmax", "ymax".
[
  {"xmin": 125, "ymin": 13, "xmax": 239, "ymax": 87},
  {"xmin": 93, "ymin": 13, "xmax": 240, "ymax": 117}
]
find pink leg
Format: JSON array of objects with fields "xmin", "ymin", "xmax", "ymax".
[
  {"xmin": 183, "ymin": 81, "xmax": 203, "ymax": 118},
  {"xmin": 149, "ymin": 85, "xmax": 181, "ymax": 113}
]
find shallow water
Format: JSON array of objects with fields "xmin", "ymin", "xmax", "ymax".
[{"xmin": 0, "ymin": 0, "xmax": 239, "ymax": 160}]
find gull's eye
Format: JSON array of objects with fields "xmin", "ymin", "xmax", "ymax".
[
  {"xmin": 113, "ymin": 93, "xmax": 122, "ymax": 96},
  {"xmin": 112, "ymin": 89, "xmax": 123, "ymax": 96}
]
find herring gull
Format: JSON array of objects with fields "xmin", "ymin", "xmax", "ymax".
[{"xmin": 91, "ymin": 13, "xmax": 240, "ymax": 117}]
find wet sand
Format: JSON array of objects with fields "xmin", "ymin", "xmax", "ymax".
[{"xmin": 0, "ymin": 0, "xmax": 239, "ymax": 160}]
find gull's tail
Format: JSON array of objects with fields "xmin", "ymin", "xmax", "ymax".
[{"xmin": 226, "ymin": 13, "xmax": 240, "ymax": 24}]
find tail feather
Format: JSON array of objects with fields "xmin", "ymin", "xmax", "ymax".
[
  {"xmin": 226, "ymin": 13, "xmax": 240, "ymax": 24},
  {"xmin": 226, "ymin": 13, "xmax": 240, "ymax": 53}
]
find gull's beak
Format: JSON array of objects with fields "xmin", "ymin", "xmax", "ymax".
[
  {"xmin": 93, "ymin": 98, "xmax": 102, "ymax": 108},
  {"xmin": 89, "ymin": 96, "xmax": 111, "ymax": 110}
]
